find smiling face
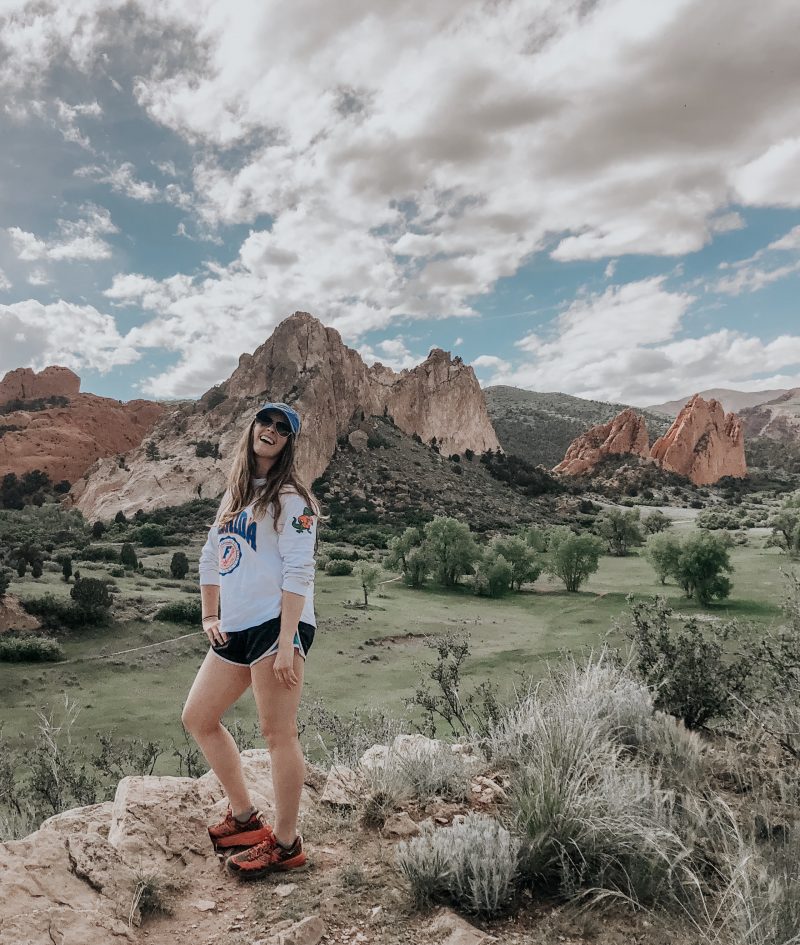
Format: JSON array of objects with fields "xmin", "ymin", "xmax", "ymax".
[{"xmin": 252, "ymin": 411, "xmax": 292, "ymax": 465}]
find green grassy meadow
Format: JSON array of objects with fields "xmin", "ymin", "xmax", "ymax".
[{"xmin": 0, "ymin": 523, "xmax": 786, "ymax": 768}]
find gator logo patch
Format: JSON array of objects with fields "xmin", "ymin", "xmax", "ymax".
[
  {"xmin": 291, "ymin": 507, "xmax": 315, "ymax": 534},
  {"xmin": 219, "ymin": 536, "xmax": 243, "ymax": 575}
]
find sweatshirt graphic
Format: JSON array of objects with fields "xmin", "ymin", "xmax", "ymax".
[{"xmin": 199, "ymin": 486, "xmax": 317, "ymax": 633}]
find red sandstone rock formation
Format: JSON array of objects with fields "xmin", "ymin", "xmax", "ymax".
[
  {"xmin": 553, "ymin": 408, "xmax": 650, "ymax": 476},
  {"xmin": 649, "ymin": 394, "xmax": 746, "ymax": 485},
  {"xmin": 0, "ymin": 365, "xmax": 81, "ymax": 403},
  {"xmin": 69, "ymin": 312, "xmax": 502, "ymax": 519},
  {"xmin": 0, "ymin": 366, "xmax": 164, "ymax": 484}
]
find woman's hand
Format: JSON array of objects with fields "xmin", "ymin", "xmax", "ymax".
[
  {"xmin": 273, "ymin": 642, "xmax": 298, "ymax": 689},
  {"xmin": 202, "ymin": 615, "xmax": 228, "ymax": 646}
]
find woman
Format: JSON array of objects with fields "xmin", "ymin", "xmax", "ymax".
[{"xmin": 181, "ymin": 400, "xmax": 321, "ymax": 879}]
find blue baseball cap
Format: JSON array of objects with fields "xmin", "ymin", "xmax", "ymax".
[{"xmin": 255, "ymin": 401, "xmax": 302, "ymax": 435}]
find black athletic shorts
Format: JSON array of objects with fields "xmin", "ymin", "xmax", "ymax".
[{"xmin": 209, "ymin": 615, "xmax": 315, "ymax": 667}]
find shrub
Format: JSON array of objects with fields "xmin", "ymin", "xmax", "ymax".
[
  {"xmin": 0, "ymin": 634, "xmax": 63, "ymax": 662},
  {"xmin": 120, "ymin": 543, "xmax": 138, "ymax": 569},
  {"xmin": 644, "ymin": 531, "xmax": 683, "ymax": 585},
  {"xmin": 194, "ymin": 440, "xmax": 219, "ymax": 459},
  {"xmin": 70, "ymin": 577, "xmax": 113, "ymax": 615},
  {"xmin": 396, "ymin": 813, "xmax": 521, "ymax": 917},
  {"xmin": 325, "ymin": 559, "xmax": 353, "ymax": 576},
  {"xmin": 385, "ymin": 527, "xmax": 432, "ymax": 588},
  {"xmin": 674, "ymin": 531, "xmax": 734, "ymax": 603},
  {"xmin": 619, "ymin": 595, "xmax": 751, "ymax": 728},
  {"xmin": 0, "ymin": 568, "xmax": 11, "ymax": 597},
  {"xmin": 135, "ymin": 524, "xmax": 166, "ymax": 547},
  {"xmin": 489, "ymin": 535, "xmax": 543, "ymax": 591},
  {"xmin": 155, "ymin": 599, "xmax": 202, "ymax": 624},
  {"xmin": 363, "ymin": 738, "xmax": 474, "ymax": 808},
  {"xmin": 169, "ymin": 552, "xmax": 189, "ymax": 580}
]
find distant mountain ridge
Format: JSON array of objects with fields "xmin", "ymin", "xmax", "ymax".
[
  {"xmin": 740, "ymin": 388, "xmax": 800, "ymax": 443},
  {"xmin": 483, "ymin": 385, "xmax": 672, "ymax": 468},
  {"xmin": 647, "ymin": 388, "xmax": 788, "ymax": 417}
]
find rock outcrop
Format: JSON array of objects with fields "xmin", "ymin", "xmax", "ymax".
[
  {"xmin": 553, "ymin": 396, "xmax": 747, "ymax": 485},
  {"xmin": 650, "ymin": 394, "xmax": 747, "ymax": 485},
  {"xmin": 0, "ymin": 367, "xmax": 165, "ymax": 484},
  {"xmin": 0, "ymin": 742, "xmax": 498, "ymax": 945},
  {"xmin": 553, "ymin": 407, "xmax": 650, "ymax": 476},
  {"xmin": 68, "ymin": 312, "xmax": 501, "ymax": 519},
  {"xmin": 0, "ymin": 365, "xmax": 81, "ymax": 402}
]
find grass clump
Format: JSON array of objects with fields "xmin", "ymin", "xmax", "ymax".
[
  {"xmin": 396, "ymin": 813, "xmax": 521, "ymax": 917},
  {"xmin": 128, "ymin": 867, "xmax": 174, "ymax": 927}
]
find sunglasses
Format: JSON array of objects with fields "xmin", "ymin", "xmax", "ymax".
[{"xmin": 256, "ymin": 414, "xmax": 293, "ymax": 438}]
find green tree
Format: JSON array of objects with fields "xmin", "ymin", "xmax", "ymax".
[
  {"xmin": 114, "ymin": 510, "xmax": 127, "ymax": 525},
  {"xmin": 70, "ymin": 577, "xmax": 113, "ymax": 616},
  {"xmin": 91, "ymin": 520, "xmax": 106, "ymax": 539},
  {"xmin": 644, "ymin": 532, "xmax": 683, "ymax": 585},
  {"xmin": 489, "ymin": 535, "xmax": 543, "ymax": 590},
  {"xmin": 353, "ymin": 561, "xmax": 382, "ymax": 608},
  {"xmin": 170, "ymin": 552, "xmax": 190, "ymax": 579},
  {"xmin": 768, "ymin": 506, "xmax": 800, "ymax": 556},
  {"xmin": 422, "ymin": 516, "xmax": 480, "ymax": 587},
  {"xmin": 58, "ymin": 555, "xmax": 73, "ymax": 582},
  {"xmin": 136, "ymin": 523, "xmax": 165, "ymax": 547},
  {"xmin": 120, "ymin": 543, "xmax": 138, "ymax": 569},
  {"xmin": 471, "ymin": 549, "xmax": 513, "ymax": 597},
  {"xmin": 385, "ymin": 526, "xmax": 433, "ymax": 587},
  {"xmin": 521, "ymin": 525, "xmax": 549, "ymax": 553},
  {"xmin": 595, "ymin": 508, "xmax": 644, "ymax": 557},
  {"xmin": 546, "ymin": 527, "xmax": 604, "ymax": 593},
  {"xmin": 673, "ymin": 532, "xmax": 734, "ymax": 604},
  {"xmin": 15, "ymin": 559, "xmax": 26, "ymax": 578},
  {"xmin": 0, "ymin": 569, "xmax": 11, "ymax": 597},
  {"xmin": 642, "ymin": 510, "xmax": 672, "ymax": 534},
  {"xmin": 144, "ymin": 440, "xmax": 160, "ymax": 461},
  {"xmin": 31, "ymin": 559, "xmax": 43, "ymax": 579}
]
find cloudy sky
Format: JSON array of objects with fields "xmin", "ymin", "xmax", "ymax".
[{"xmin": 1, "ymin": 0, "xmax": 799, "ymax": 407}]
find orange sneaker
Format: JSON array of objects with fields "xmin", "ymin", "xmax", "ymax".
[
  {"xmin": 226, "ymin": 828, "xmax": 307, "ymax": 878},
  {"xmin": 208, "ymin": 806, "xmax": 273, "ymax": 854}
]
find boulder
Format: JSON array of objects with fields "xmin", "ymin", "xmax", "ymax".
[
  {"xmin": 649, "ymin": 394, "xmax": 747, "ymax": 485},
  {"xmin": 553, "ymin": 407, "xmax": 650, "ymax": 476},
  {"xmin": 0, "ymin": 365, "xmax": 80, "ymax": 403}
]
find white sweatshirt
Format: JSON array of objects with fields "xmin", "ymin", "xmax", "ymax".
[{"xmin": 198, "ymin": 483, "xmax": 317, "ymax": 633}]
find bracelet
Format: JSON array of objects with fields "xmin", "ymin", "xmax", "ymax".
[{"xmin": 202, "ymin": 614, "xmax": 217, "ymax": 621}]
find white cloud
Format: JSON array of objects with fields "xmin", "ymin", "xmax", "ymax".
[
  {"xmin": 477, "ymin": 276, "xmax": 800, "ymax": 404},
  {"xmin": 76, "ymin": 162, "xmax": 161, "ymax": 202},
  {"xmin": 357, "ymin": 335, "xmax": 422, "ymax": 372},
  {"xmin": 8, "ymin": 203, "xmax": 117, "ymax": 262},
  {"xmin": 27, "ymin": 269, "xmax": 51, "ymax": 285},
  {"xmin": 0, "ymin": 269, "xmax": 11, "ymax": 291},
  {"xmin": 604, "ymin": 259, "xmax": 617, "ymax": 279},
  {"xmin": 0, "ymin": 299, "xmax": 139, "ymax": 375},
  {"xmin": 454, "ymin": 336, "xmax": 464, "ymax": 346},
  {"xmin": 473, "ymin": 354, "xmax": 511, "ymax": 373},
  {"xmin": 2, "ymin": 0, "xmax": 800, "ymax": 396},
  {"xmin": 769, "ymin": 225, "xmax": 800, "ymax": 252}
]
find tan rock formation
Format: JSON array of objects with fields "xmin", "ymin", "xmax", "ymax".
[
  {"xmin": 68, "ymin": 312, "xmax": 501, "ymax": 519},
  {"xmin": 553, "ymin": 407, "xmax": 650, "ymax": 476},
  {"xmin": 0, "ymin": 365, "xmax": 80, "ymax": 403},
  {"xmin": 0, "ymin": 378, "xmax": 165, "ymax": 484},
  {"xmin": 650, "ymin": 394, "xmax": 746, "ymax": 485}
]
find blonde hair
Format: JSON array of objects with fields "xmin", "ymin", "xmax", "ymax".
[{"xmin": 216, "ymin": 417, "xmax": 322, "ymax": 537}]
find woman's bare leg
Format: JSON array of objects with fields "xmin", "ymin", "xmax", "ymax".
[
  {"xmin": 181, "ymin": 650, "xmax": 253, "ymax": 815},
  {"xmin": 250, "ymin": 648, "xmax": 306, "ymax": 847}
]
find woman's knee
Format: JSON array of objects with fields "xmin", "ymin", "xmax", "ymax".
[
  {"xmin": 260, "ymin": 719, "xmax": 298, "ymax": 748},
  {"xmin": 181, "ymin": 703, "xmax": 221, "ymax": 737}
]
